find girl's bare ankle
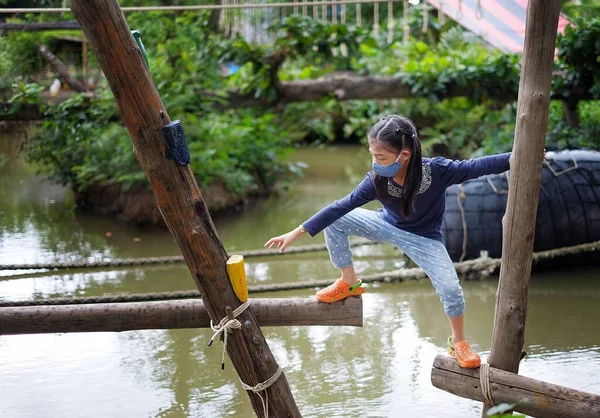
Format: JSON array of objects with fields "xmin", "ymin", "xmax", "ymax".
[{"xmin": 340, "ymin": 275, "xmax": 359, "ymax": 286}]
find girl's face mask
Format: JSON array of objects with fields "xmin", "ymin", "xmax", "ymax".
[{"xmin": 372, "ymin": 153, "xmax": 402, "ymax": 177}]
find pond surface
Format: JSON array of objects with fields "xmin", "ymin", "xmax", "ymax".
[{"xmin": 1, "ymin": 138, "xmax": 599, "ymax": 418}]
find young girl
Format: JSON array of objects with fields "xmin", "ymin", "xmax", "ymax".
[{"xmin": 265, "ymin": 115, "xmax": 511, "ymax": 368}]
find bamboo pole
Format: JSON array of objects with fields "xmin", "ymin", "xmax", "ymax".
[
  {"xmin": 431, "ymin": 355, "xmax": 600, "ymax": 418},
  {"xmin": 0, "ymin": 297, "xmax": 363, "ymax": 335},
  {"xmin": 68, "ymin": 1, "xmax": 301, "ymax": 417}
]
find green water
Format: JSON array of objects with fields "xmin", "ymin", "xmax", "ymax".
[{"xmin": 1, "ymin": 140, "xmax": 599, "ymax": 418}]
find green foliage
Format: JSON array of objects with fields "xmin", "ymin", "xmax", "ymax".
[
  {"xmin": 10, "ymin": 7, "xmax": 600, "ymax": 202},
  {"xmin": 2, "ymin": 82, "xmax": 45, "ymax": 115},
  {"xmin": 27, "ymin": 92, "xmax": 119, "ymax": 188},
  {"xmin": 275, "ymin": 16, "xmax": 371, "ymax": 69},
  {"xmin": 486, "ymin": 402, "xmax": 525, "ymax": 417},
  {"xmin": 0, "ymin": 37, "xmax": 14, "ymax": 94},
  {"xmin": 554, "ymin": 17, "xmax": 600, "ymax": 99},
  {"xmin": 27, "ymin": 92, "xmax": 298, "ymax": 195},
  {"xmin": 355, "ymin": 27, "xmax": 521, "ymax": 102},
  {"xmin": 185, "ymin": 111, "xmax": 296, "ymax": 194},
  {"xmin": 561, "ymin": 0, "xmax": 600, "ymax": 20},
  {"xmin": 546, "ymin": 101, "xmax": 600, "ymax": 150}
]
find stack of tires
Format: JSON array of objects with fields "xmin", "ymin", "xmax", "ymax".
[{"xmin": 443, "ymin": 150, "xmax": 600, "ymax": 267}]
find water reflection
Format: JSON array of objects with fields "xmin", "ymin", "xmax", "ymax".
[{"xmin": 1, "ymin": 144, "xmax": 599, "ymax": 417}]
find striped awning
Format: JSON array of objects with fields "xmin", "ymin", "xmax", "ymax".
[{"xmin": 426, "ymin": 0, "xmax": 571, "ymax": 53}]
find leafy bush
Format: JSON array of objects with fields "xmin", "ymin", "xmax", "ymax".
[
  {"xmin": 27, "ymin": 92, "xmax": 298, "ymax": 194},
  {"xmin": 554, "ymin": 17, "xmax": 600, "ymax": 99},
  {"xmin": 10, "ymin": 7, "xmax": 600, "ymax": 200}
]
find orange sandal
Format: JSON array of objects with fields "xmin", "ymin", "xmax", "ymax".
[
  {"xmin": 447, "ymin": 336, "xmax": 481, "ymax": 369},
  {"xmin": 316, "ymin": 279, "xmax": 365, "ymax": 303}
]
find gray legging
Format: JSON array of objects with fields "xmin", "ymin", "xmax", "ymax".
[{"xmin": 324, "ymin": 208, "xmax": 465, "ymax": 317}]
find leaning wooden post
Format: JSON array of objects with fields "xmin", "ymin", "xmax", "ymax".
[
  {"xmin": 69, "ymin": 2, "xmax": 301, "ymax": 417},
  {"xmin": 486, "ymin": 0, "xmax": 561, "ymax": 413}
]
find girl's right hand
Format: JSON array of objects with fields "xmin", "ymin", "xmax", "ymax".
[{"xmin": 264, "ymin": 227, "xmax": 304, "ymax": 253}]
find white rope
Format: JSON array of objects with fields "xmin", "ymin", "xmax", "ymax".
[
  {"xmin": 207, "ymin": 299, "xmax": 282, "ymax": 417},
  {"xmin": 208, "ymin": 299, "xmax": 251, "ymax": 370},
  {"xmin": 480, "ymin": 362, "xmax": 495, "ymax": 406},
  {"xmin": 544, "ymin": 156, "xmax": 579, "ymax": 176},
  {"xmin": 240, "ymin": 366, "xmax": 283, "ymax": 418},
  {"xmin": 487, "ymin": 173, "xmax": 510, "ymax": 195},
  {"xmin": 0, "ymin": 0, "xmax": 395, "ymax": 13}
]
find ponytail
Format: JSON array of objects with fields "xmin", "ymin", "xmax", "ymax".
[{"xmin": 399, "ymin": 134, "xmax": 422, "ymax": 217}]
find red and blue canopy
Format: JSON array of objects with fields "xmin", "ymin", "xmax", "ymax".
[{"xmin": 426, "ymin": 0, "xmax": 571, "ymax": 53}]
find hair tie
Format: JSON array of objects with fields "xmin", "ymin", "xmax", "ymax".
[
  {"xmin": 396, "ymin": 128, "xmax": 400, "ymax": 133},
  {"xmin": 412, "ymin": 132, "xmax": 417, "ymax": 138}
]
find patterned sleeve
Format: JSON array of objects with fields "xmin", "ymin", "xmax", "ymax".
[{"xmin": 433, "ymin": 153, "xmax": 511, "ymax": 186}]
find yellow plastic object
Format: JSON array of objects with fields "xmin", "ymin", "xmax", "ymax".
[{"xmin": 226, "ymin": 254, "xmax": 248, "ymax": 302}]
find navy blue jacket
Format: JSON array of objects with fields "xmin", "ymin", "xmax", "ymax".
[{"xmin": 303, "ymin": 153, "xmax": 511, "ymax": 242}]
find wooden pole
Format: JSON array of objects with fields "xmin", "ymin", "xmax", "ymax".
[
  {"xmin": 484, "ymin": 1, "xmax": 561, "ymax": 415},
  {"xmin": 431, "ymin": 355, "xmax": 600, "ymax": 418},
  {"xmin": 69, "ymin": 2, "xmax": 301, "ymax": 417},
  {"xmin": 488, "ymin": 0, "xmax": 561, "ymax": 374},
  {"xmin": 0, "ymin": 297, "xmax": 363, "ymax": 335},
  {"xmin": 0, "ymin": 21, "xmax": 81, "ymax": 31}
]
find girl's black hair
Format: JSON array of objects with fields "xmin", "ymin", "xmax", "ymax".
[{"xmin": 368, "ymin": 115, "xmax": 422, "ymax": 218}]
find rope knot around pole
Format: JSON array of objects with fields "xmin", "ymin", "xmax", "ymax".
[
  {"xmin": 208, "ymin": 299, "xmax": 251, "ymax": 369},
  {"xmin": 240, "ymin": 366, "xmax": 283, "ymax": 418},
  {"xmin": 480, "ymin": 362, "xmax": 495, "ymax": 406},
  {"xmin": 207, "ymin": 298, "xmax": 283, "ymax": 418}
]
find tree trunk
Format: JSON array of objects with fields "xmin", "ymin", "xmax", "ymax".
[
  {"xmin": 208, "ymin": 0, "xmax": 222, "ymax": 33},
  {"xmin": 37, "ymin": 45, "xmax": 87, "ymax": 93},
  {"xmin": 1, "ymin": 73, "xmax": 593, "ymax": 122},
  {"xmin": 562, "ymin": 99, "xmax": 581, "ymax": 127},
  {"xmin": 69, "ymin": 1, "xmax": 301, "ymax": 417}
]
